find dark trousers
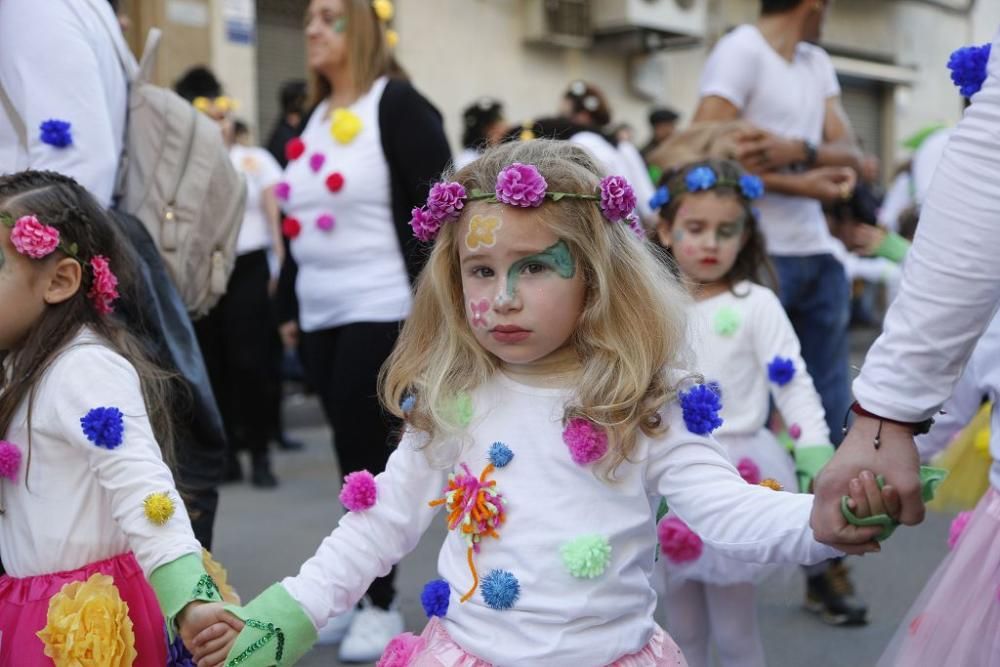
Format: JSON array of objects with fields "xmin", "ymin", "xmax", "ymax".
[
  {"xmin": 300, "ymin": 320, "xmax": 402, "ymax": 609},
  {"xmin": 195, "ymin": 250, "xmax": 275, "ymax": 463}
]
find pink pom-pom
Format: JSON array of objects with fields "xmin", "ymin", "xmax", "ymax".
[
  {"xmin": 736, "ymin": 457, "xmax": 761, "ymax": 484},
  {"xmin": 309, "ymin": 153, "xmax": 326, "ymax": 172},
  {"xmin": 340, "ymin": 470, "xmax": 377, "ymax": 511},
  {"xmin": 657, "ymin": 516, "xmax": 703, "ymax": 564},
  {"xmin": 0, "ymin": 441, "xmax": 21, "ymax": 482},
  {"xmin": 274, "ymin": 181, "xmax": 291, "ymax": 201},
  {"xmin": 376, "ymin": 632, "xmax": 425, "ymax": 667},
  {"xmin": 316, "ymin": 214, "xmax": 336, "ymax": 232},
  {"xmin": 788, "ymin": 423, "xmax": 802, "ymax": 440},
  {"xmin": 947, "ymin": 510, "xmax": 973, "ymax": 549},
  {"xmin": 562, "ymin": 417, "xmax": 608, "ymax": 465}
]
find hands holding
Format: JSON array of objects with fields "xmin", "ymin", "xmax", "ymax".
[{"xmin": 178, "ymin": 601, "xmax": 245, "ymax": 667}]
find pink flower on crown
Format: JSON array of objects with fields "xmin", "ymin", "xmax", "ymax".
[
  {"xmin": 495, "ymin": 163, "xmax": 547, "ymax": 208},
  {"xmin": 409, "ymin": 206, "xmax": 440, "ymax": 243},
  {"xmin": 88, "ymin": 255, "xmax": 119, "ymax": 315},
  {"xmin": 10, "ymin": 215, "xmax": 60, "ymax": 258},
  {"xmin": 599, "ymin": 175, "xmax": 636, "ymax": 222},
  {"xmin": 426, "ymin": 181, "xmax": 467, "ymax": 220}
]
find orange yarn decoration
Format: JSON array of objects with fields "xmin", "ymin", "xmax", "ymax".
[
  {"xmin": 759, "ymin": 478, "xmax": 783, "ymax": 491},
  {"xmin": 429, "ymin": 462, "xmax": 506, "ymax": 602}
]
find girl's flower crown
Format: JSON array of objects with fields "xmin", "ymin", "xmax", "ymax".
[
  {"xmin": 648, "ymin": 165, "xmax": 765, "ymax": 213},
  {"xmin": 0, "ymin": 212, "xmax": 119, "ymax": 315},
  {"xmin": 409, "ymin": 162, "xmax": 642, "ymax": 242},
  {"xmin": 947, "ymin": 43, "xmax": 991, "ymax": 98}
]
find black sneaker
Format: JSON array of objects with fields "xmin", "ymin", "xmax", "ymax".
[
  {"xmin": 805, "ymin": 560, "xmax": 869, "ymax": 626},
  {"xmin": 251, "ymin": 459, "xmax": 279, "ymax": 488}
]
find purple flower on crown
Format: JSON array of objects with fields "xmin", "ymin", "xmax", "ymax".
[
  {"xmin": 495, "ymin": 163, "xmax": 548, "ymax": 208},
  {"xmin": 409, "ymin": 206, "xmax": 439, "ymax": 243},
  {"xmin": 598, "ymin": 175, "xmax": 636, "ymax": 222},
  {"xmin": 948, "ymin": 43, "xmax": 991, "ymax": 97},
  {"xmin": 686, "ymin": 166, "xmax": 717, "ymax": 192},
  {"xmin": 426, "ymin": 181, "xmax": 467, "ymax": 220},
  {"xmin": 739, "ymin": 174, "xmax": 764, "ymax": 200}
]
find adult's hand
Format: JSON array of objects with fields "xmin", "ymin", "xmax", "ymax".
[
  {"xmin": 799, "ymin": 166, "xmax": 857, "ymax": 204},
  {"xmin": 735, "ymin": 130, "xmax": 806, "ymax": 172},
  {"xmin": 279, "ymin": 320, "xmax": 299, "ymax": 350},
  {"xmin": 810, "ymin": 415, "xmax": 925, "ymax": 549}
]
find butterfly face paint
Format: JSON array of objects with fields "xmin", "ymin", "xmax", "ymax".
[{"xmin": 495, "ymin": 240, "xmax": 575, "ymax": 305}]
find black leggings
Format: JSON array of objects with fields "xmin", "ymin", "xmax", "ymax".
[{"xmin": 299, "ymin": 321, "xmax": 402, "ymax": 609}]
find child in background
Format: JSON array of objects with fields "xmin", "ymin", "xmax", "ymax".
[
  {"xmin": 186, "ymin": 141, "xmax": 873, "ymax": 667},
  {"xmin": 651, "ymin": 160, "xmax": 837, "ymax": 667},
  {"xmin": 0, "ymin": 171, "xmax": 236, "ymax": 664}
]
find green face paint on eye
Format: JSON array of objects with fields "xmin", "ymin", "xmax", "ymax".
[
  {"xmin": 333, "ymin": 16, "xmax": 346, "ymax": 33},
  {"xmin": 502, "ymin": 240, "xmax": 575, "ymax": 299},
  {"xmin": 715, "ymin": 220, "xmax": 746, "ymax": 243}
]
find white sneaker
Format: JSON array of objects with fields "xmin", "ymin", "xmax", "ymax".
[
  {"xmin": 315, "ymin": 608, "xmax": 355, "ymax": 646},
  {"xmin": 337, "ymin": 600, "xmax": 405, "ymax": 663}
]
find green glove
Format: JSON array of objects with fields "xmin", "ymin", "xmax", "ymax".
[
  {"xmin": 795, "ymin": 444, "xmax": 835, "ymax": 493},
  {"xmin": 149, "ymin": 552, "xmax": 222, "ymax": 641},
  {"xmin": 223, "ymin": 583, "xmax": 318, "ymax": 667},
  {"xmin": 840, "ymin": 466, "xmax": 948, "ymax": 541}
]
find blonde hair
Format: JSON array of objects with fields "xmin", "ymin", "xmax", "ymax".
[
  {"xmin": 306, "ymin": 0, "xmax": 392, "ymax": 108},
  {"xmin": 380, "ymin": 140, "xmax": 693, "ymax": 475}
]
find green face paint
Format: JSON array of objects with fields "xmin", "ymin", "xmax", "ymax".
[
  {"xmin": 715, "ymin": 220, "xmax": 745, "ymax": 243},
  {"xmin": 0, "ymin": 244, "xmax": 5, "ymax": 270},
  {"xmin": 502, "ymin": 240, "xmax": 575, "ymax": 300},
  {"xmin": 333, "ymin": 16, "xmax": 346, "ymax": 33}
]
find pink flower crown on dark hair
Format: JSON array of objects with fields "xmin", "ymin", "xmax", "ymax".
[
  {"xmin": 409, "ymin": 162, "xmax": 643, "ymax": 243},
  {"xmin": 0, "ymin": 212, "xmax": 120, "ymax": 315}
]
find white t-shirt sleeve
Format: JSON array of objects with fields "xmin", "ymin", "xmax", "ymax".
[
  {"xmin": 853, "ymin": 27, "xmax": 1000, "ymax": 422},
  {"xmin": 255, "ymin": 147, "xmax": 284, "ymax": 190},
  {"xmin": 816, "ymin": 47, "xmax": 842, "ymax": 99},
  {"xmin": 0, "ymin": 0, "xmax": 119, "ymax": 205},
  {"xmin": 646, "ymin": 402, "xmax": 840, "ymax": 565},
  {"xmin": 699, "ymin": 28, "xmax": 760, "ymax": 110},
  {"xmin": 750, "ymin": 288, "xmax": 831, "ymax": 447},
  {"xmin": 36, "ymin": 343, "xmax": 202, "ymax": 576},
  {"xmin": 281, "ymin": 430, "xmax": 447, "ymax": 629}
]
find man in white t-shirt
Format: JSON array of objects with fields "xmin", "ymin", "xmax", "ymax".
[{"xmin": 694, "ymin": 0, "xmax": 868, "ymax": 627}]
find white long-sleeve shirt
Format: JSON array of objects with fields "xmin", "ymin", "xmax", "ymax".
[
  {"xmin": 854, "ymin": 27, "xmax": 1000, "ymax": 422},
  {"xmin": 0, "ymin": 329, "xmax": 202, "ymax": 578},
  {"xmin": 0, "ymin": 0, "xmax": 127, "ymax": 208},
  {"xmin": 281, "ymin": 373, "xmax": 838, "ymax": 667},
  {"xmin": 692, "ymin": 282, "xmax": 830, "ymax": 446},
  {"xmin": 916, "ymin": 312, "xmax": 1000, "ymax": 491}
]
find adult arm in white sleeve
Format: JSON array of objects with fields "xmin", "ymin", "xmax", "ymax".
[
  {"xmin": 914, "ymin": 356, "xmax": 985, "ymax": 462},
  {"xmin": 853, "ymin": 28, "xmax": 1000, "ymax": 423},
  {"xmin": 647, "ymin": 404, "xmax": 840, "ymax": 565}
]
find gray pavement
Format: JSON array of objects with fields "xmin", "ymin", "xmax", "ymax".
[{"xmin": 212, "ymin": 391, "xmax": 952, "ymax": 667}]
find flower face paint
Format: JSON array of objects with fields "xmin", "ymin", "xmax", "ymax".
[
  {"xmin": 657, "ymin": 191, "xmax": 748, "ymax": 287},
  {"xmin": 459, "ymin": 205, "xmax": 586, "ymax": 366},
  {"xmin": 465, "ymin": 214, "xmax": 502, "ymax": 250}
]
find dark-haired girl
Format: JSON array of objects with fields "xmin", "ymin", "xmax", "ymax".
[{"xmin": 651, "ymin": 160, "xmax": 834, "ymax": 667}]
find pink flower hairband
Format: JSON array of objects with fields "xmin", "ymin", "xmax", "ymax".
[
  {"xmin": 0, "ymin": 212, "xmax": 120, "ymax": 315},
  {"xmin": 409, "ymin": 162, "xmax": 642, "ymax": 242}
]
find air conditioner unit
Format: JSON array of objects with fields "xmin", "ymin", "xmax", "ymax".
[
  {"xmin": 591, "ymin": 0, "xmax": 706, "ymax": 41},
  {"xmin": 522, "ymin": 0, "xmax": 593, "ymax": 49}
]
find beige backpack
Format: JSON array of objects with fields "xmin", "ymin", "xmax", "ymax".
[{"xmin": 104, "ymin": 25, "xmax": 246, "ymax": 318}]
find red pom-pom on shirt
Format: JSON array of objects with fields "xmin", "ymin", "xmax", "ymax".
[
  {"xmin": 285, "ymin": 137, "xmax": 306, "ymax": 162},
  {"xmin": 282, "ymin": 216, "xmax": 302, "ymax": 239},
  {"xmin": 326, "ymin": 172, "xmax": 345, "ymax": 193}
]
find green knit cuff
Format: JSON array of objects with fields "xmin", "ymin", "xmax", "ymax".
[
  {"xmin": 874, "ymin": 231, "xmax": 910, "ymax": 264},
  {"xmin": 223, "ymin": 583, "xmax": 318, "ymax": 667},
  {"xmin": 149, "ymin": 552, "xmax": 222, "ymax": 641},
  {"xmin": 795, "ymin": 444, "xmax": 835, "ymax": 493}
]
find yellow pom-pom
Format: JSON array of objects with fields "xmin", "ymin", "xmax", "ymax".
[
  {"xmin": 192, "ymin": 96, "xmax": 210, "ymax": 113},
  {"xmin": 331, "ymin": 108, "xmax": 364, "ymax": 145},
  {"xmin": 37, "ymin": 573, "xmax": 137, "ymax": 667},
  {"xmin": 202, "ymin": 549, "xmax": 241, "ymax": 604},
  {"xmin": 385, "ymin": 28, "xmax": 399, "ymax": 48},
  {"xmin": 373, "ymin": 0, "xmax": 394, "ymax": 21},
  {"xmin": 759, "ymin": 478, "xmax": 783, "ymax": 491},
  {"xmin": 143, "ymin": 492, "xmax": 175, "ymax": 526}
]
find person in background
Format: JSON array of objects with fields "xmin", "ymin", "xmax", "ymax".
[
  {"xmin": 454, "ymin": 97, "xmax": 508, "ymax": 170},
  {"xmin": 643, "ymin": 106, "xmax": 680, "ymax": 160},
  {"xmin": 267, "ymin": 80, "xmax": 308, "ymax": 169}
]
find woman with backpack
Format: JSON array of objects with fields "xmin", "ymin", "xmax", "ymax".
[{"xmin": 274, "ymin": 0, "xmax": 451, "ymax": 660}]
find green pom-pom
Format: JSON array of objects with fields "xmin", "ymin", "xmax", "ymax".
[
  {"xmin": 713, "ymin": 306, "xmax": 741, "ymax": 336},
  {"xmin": 445, "ymin": 392, "xmax": 474, "ymax": 427},
  {"xmin": 561, "ymin": 534, "xmax": 612, "ymax": 579}
]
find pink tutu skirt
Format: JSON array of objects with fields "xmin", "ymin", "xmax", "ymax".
[
  {"xmin": 878, "ymin": 486, "xmax": 1000, "ymax": 666},
  {"xmin": 0, "ymin": 551, "xmax": 168, "ymax": 666},
  {"xmin": 378, "ymin": 617, "xmax": 688, "ymax": 667}
]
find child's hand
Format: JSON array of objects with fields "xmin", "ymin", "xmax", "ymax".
[
  {"xmin": 178, "ymin": 601, "xmax": 244, "ymax": 666},
  {"xmin": 845, "ymin": 469, "xmax": 901, "ymax": 522}
]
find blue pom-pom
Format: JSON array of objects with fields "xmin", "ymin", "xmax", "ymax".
[
  {"xmin": 679, "ymin": 384, "xmax": 723, "ymax": 435},
  {"xmin": 488, "ymin": 441, "xmax": 514, "ymax": 468},
  {"xmin": 401, "ymin": 394, "xmax": 416, "ymax": 414},
  {"xmin": 685, "ymin": 166, "xmax": 717, "ymax": 192},
  {"xmin": 739, "ymin": 174, "xmax": 764, "ymax": 200},
  {"xmin": 480, "ymin": 569, "xmax": 519, "ymax": 610},
  {"xmin": 947, "ymin": 43, "xmax": 991, "ymax": 98},
  {"xmin": 767, "ymin": 356, "xmax": 796, "ymax": 387},
  {"xmin": 80, "ymin": 406, "xmax": 124, "ymax": 449},
  {"xmin": 648, "ymin": 185, "xmax": 671, "ymax": 210},
  {"xmin": 706, "ymin": 380, "xmax": 722, "ymax": 399},
  {"xmin": 39, "ymin": 119, "xmax": 73, "ymax": 148},
  {"xmin": 420, "ymin": 579, "xmax": 450, "ymax": 618}
]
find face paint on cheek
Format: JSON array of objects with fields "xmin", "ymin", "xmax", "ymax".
[
  {"xmin": 503, "ymin": 240, "xmax": 575, "ymax": 299},
  {"xmin": 333, "ymin": 17, "xmax": 346, "ymax": 33},
  {"xmin": 469, "ymin": 298, "xmax": 491, "ymax": 328}
]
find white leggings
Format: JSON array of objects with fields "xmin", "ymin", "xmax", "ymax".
[{"xmin": 664, "ymin": 580, "xmax": 766, "ymax": 667}]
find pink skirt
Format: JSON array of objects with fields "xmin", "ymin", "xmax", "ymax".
[
  {"xmin": 878, "ymin": 486, "xmax": 1000, "ymax": 666},
  {"xmin": 378, "ymin": 617, "xmax": 689, "ymax": 667},
  {"xmin": 0, "ymin": 551, "xmax": 168, "ymax": 666}
]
